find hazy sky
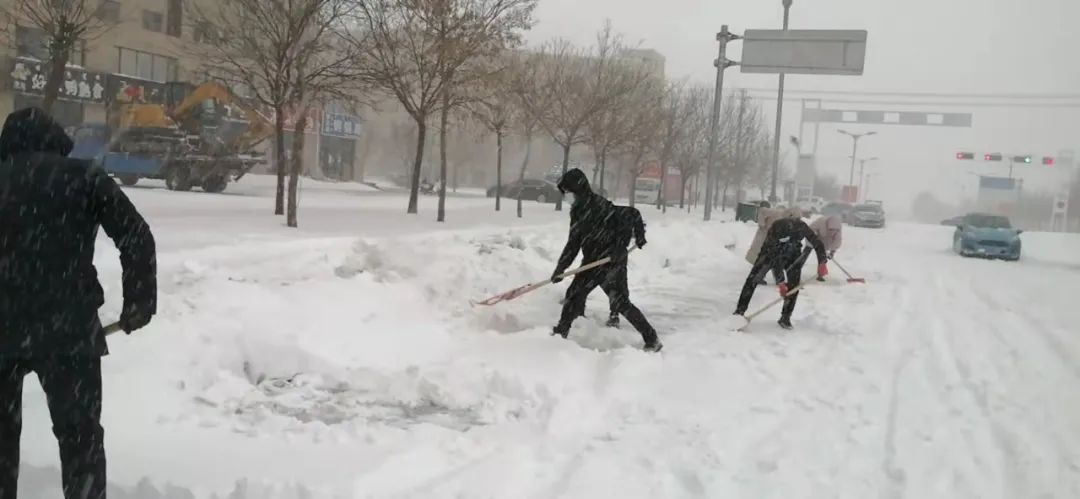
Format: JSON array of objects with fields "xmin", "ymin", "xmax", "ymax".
[{"xmin": 526, "ymin": 0, "xmax": 1079, "ymax": 216}]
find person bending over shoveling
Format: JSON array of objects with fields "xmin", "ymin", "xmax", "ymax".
[
  {"xmin": 550, "ymin": 168, "xmax": 662, "ymax": 352},
  {"xmin": 809, "ymin": 214, "xmax": 843, "ymax": 281},
  {"xmin": 734, "ymin": 210, "xmax": 828, "ymax": 330}
]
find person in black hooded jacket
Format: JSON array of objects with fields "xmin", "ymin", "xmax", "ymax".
[
  {"xmin": 0, "ymin": 107, "xmax": 156, "ymax": 499},
  {"xmin": 550, "ymin": 168, "xmax": 661, "ymax": 352},
  {"xmin": 734, "ymin": 212, "xmax": 828, "ymax": 329}
]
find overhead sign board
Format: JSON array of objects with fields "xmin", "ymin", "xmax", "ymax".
[
  {"xmin": 741, "ymin": 29, "xmax": 868, "ymax": 75},
  {"xmin": 803, "ymin": 108, "xmax": 973, "ymax": 127}
]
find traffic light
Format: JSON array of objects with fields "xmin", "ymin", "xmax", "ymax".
[
  {"xmin": 984, "ymin": 153, "xmax": 1002, "ymax": 161},
  {"xmin": 1012, "ymin": 155, "xmax": 1032, "ymax": 164},
  {"xmin": 956, "ymin": 152, "xmax": 974, "ymax": 160},
  {"xmin": 1043, "ymin": 156, "xmax": 1055, "ymax": 165}
]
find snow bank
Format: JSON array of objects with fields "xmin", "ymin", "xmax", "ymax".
[
  {"xmin": 71, "ymin": 210, "xmax": 757, "ymax": 496},
  {"xmin": 19, "ymin": 209, "xmax": 1080, "ymax": 498}
]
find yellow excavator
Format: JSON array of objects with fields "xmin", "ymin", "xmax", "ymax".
[{"xmin": 76, "ymin": 80, "xmax": 273, "ymax": 192}]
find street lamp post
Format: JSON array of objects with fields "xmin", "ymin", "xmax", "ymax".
[
  {"xmin": 856, "ymin": 156, "xmax": 879, "ymax": 202},
  {"xmin": 837, "ymin": 129, "xmax": 877, "ymax": 190},
  {"xmin": 865, "ymin": 173, "xmax": 880, "ymax": 201},
  {"xmin": 768, "ymin": 0, "xmax": 794, "ymax": 203}
]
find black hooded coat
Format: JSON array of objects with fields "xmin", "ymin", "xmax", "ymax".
[{"xmin": 0, "ymin": 107, "xmax": 156, "ymax": 357}]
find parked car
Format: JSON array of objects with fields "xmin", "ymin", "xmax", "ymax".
[
  {"xmin": 486, "ymin": 179, "xmax": 561, "ymax": 203},
  {"xmin": 952, "ymin": 213, "xmax": 1022, "ymax": 261},
  {"xmin": 846, "ymin": 203, "xmax": 886, "ymax": 228},
  {"xmin": 940, "ymin": 216, "xmax": 965, "ymax": 227},
  {"xmin": 821, "ymin": 202, "xmax": 853, "ymax": 219},
  {"xmin": 795, "ymin": 195, "xmax": 826, "ymax": 215}
]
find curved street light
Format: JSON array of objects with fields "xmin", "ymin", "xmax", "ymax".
[{"xmin": 837, "ymin": 129, "xmax": 877, "ymax": 191}]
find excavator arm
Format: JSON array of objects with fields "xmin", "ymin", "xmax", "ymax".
[{"xmin": 169, "ymin": 81, "xmax": 273, "ymax": 153}]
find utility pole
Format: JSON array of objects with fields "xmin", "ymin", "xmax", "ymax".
[
  {"xmin": 704, "ymin": 25, "xmax": 740, "ymax": 221},
  {"xmin": 768, "ymin": 0, "xmax": 793, "ymax": 203}
]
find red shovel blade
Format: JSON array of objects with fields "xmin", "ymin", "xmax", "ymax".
[{"xmin": 847, "ymin": 277, "xmax": 866, "ymax": 284}]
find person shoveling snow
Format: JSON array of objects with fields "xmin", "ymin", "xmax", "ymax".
[
  {"xmin": 549, "ymin": 169, "xmax": 662, "ymax": 352},
  {"xmin": 809, "ymin": 214, "xmax": 843, "ymax": 282},
  {"xmin": 734, "ymin": 208, "xmax": 828, "ymax": 330}
]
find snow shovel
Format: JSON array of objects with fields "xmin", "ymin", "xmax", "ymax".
[
  {"xmin": 730, "ymin": 282, "xmax": 809, "ymax": 332},
  {"xmin": 830, "ymin": 258, "xmax": 866, "ymax": 284},
  {"xmin": 473, "ymin": 247, "xmax": 636, "ymax": 306}
]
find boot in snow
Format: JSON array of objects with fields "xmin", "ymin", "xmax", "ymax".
[
  {"xmin": 551, "ymin": 326, "xmax": 569, "ymax": 339},
  {"xmin": 606, "ymin": 314, "xmax": 621, "ymax": 328},
  {"xmin": 778, "ymin": 315, "xmax": 793, "ymax": 330},
  {"xmin": 643, "ymin": 339, "xmax": 664, "ymax": 353}
]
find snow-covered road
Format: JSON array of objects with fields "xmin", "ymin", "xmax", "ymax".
[{"xmin": 16, "ymin": 181, "xmax": 1080, "ymax": 498}]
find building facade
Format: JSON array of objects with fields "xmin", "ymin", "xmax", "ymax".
[{"xmin": 0, "ymin": 0, "xmax": 365, "ymax": 180}]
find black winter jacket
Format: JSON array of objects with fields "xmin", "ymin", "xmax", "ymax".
[
  {"xmin": 553, "ymin": 169, "xmax": 643, "ymax": 275},
  {"xmin": 758, "ymin": 217, "xmax": 827, "ymax": 284},
  {"xmin": 0, "ymin": 107, "xmax": 156, "ymax": 357}
]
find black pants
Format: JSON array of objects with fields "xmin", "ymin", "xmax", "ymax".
[
  {"xmin": 556, "ymin": 264, "xmax": 658, "ymax": 344},
  {"xmin": 0, "ymin": 356, "xmax": 105, "ymax": 499},
  {"xmin": 736, "ymin": 247, "xmax": 812, "ymax": 318}
]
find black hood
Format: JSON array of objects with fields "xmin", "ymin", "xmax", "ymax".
[
  {"xmin": 556, "ymin": 168, "xmax": 592, "ymax": 197},
  {"xmin": 0, "ymin": 107, "xmax": 74, "ymax": 162}
]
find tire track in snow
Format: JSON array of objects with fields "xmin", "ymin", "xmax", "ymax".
[
  {"xmin": 878, "ymin": 280, "xmax": 918, "ymax": 499},
  {"xmin": 926, "ymin": 272, "xmax": 1026, "ymax": 498}
]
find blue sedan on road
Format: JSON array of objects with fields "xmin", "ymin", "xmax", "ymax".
[{"xmin": 952, "ymin": 213, "xmax": 1022, "ymax": 261}]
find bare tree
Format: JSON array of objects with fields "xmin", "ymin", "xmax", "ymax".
[
  {"xmin": 525, "ymin": 28, "xmax": 646, "ymax": 211},
  {"xmin": 610, "ymin": 80, "xmax": 663, "ymax": 207},
  {"xmin": 188, "ymin": 0, "xmax": 364, "ymax": 225},
  {"xmin": 670, "ymin": 87, "xmax": 711, "ymax": 209},
  {"xmin": 585, "ymin": 23, "xmax": 656, "ymax": 194},
  {"xmin": 652, "ymin": 81, "xmax": 705, "ymax": 212},
  {"xmin": 715, "ymin": 89, "xmax": 765, "ymax": 208},
  {"xmin": 507, "ymin": 49, "xmax": 551, "ymax": 218},
  {"xmin": 467, "ymin": 62, "xmax": 519, "ymax": 211},
  {"xmin": 353, "ymin": 0, "xmax": 536, "ymax": 217},
  {"xmin": 1, "ymin": 0, "xmax": 119, "ymax": 112}
]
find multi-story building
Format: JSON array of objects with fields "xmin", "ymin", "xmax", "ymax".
[{"xmin": 0, "ymin": 0, "xmax": 365, "ymax": 180}]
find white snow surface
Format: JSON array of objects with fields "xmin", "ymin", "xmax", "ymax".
[{"xmin": 16, "ymin": 180, "xmax": 1080, "ymax": 498}]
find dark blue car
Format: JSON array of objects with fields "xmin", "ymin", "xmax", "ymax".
[{"xmin": 952, "ymin": 213, "xmax": 1022, "ymax": 261}]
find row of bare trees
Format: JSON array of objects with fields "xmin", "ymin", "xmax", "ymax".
[{"xmin": 3, "ymin": 0, "xmax": 781, "ymax": 226}]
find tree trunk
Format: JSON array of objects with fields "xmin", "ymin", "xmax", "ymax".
[
  {"xmin": 40, "ymin": 44, "xmax": 72, "ymax": 113},
  {"xmin": 517, "ymin": 132, "xmax": 533, "ymax": 218},
  {"xmin": 495, "ymin": 131, "xmax": 503, "ymax": 211},
  {"xmin": 598, "ymin": 149, "xmax": 607, "ymax": 194},
  {"xmin": 437, "ymin": 92, "xmax": 449, "ymax": 223},
  {"xmin": 274, "ymin": 107, "xmax": 287, "ymax": 215},
  {"xmin": 628, "ymin": 171, "xmax": 638, "ymax": 208},
  {"xmin": 721, "ymin": 180, "xmax": 730, "ymax": 211},
  {"xmin": 680, "ymin": 174, "xmax": 688, "ymax": 208},
  {"xmin": 407, "ymin": 120, "xmax": 427, "ymax": 214},
  {"xmin": 556, "ymin": 143, "xmax": 571, "ymax": 211},
  {"xmin": 286, "ymin": 112, "xmax": 308, "ymax": 228}
]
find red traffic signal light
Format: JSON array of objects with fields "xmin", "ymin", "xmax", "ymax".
[
  {"xmin": 1043, "ymin": 156, "xmax": 1055, "ymax": 165},
  {"xmin": 984, "ymin": 153, "xmax": 1002, "ymax": 161},
  {"xmin": 956, "ymin": 152, "xmax": 974, "ymax": 160}
]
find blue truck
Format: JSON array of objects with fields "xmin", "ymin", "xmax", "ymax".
[{"xmin": 68, "ymin": 81, "xmax": 270, "ymax": 193}]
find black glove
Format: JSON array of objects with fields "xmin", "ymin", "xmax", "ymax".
[
  {"xmin": 827, "ymin": 250, "xmax": 835, "ymax": 260},
  {"xmin": 551, "ymin": 270, "xmax": 565, "ymax": 284},
  {"xmin": 119, "ymin": 301, "xmax": 154, "ymax": 334},
  {"xmin": 636, "ymin": 237, "xmax": 647, "ymax": 249}
]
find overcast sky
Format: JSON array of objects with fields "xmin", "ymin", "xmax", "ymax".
[{"xmin": 526, "ymin": 0, "xmax": 1079, "ymax": 216}]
